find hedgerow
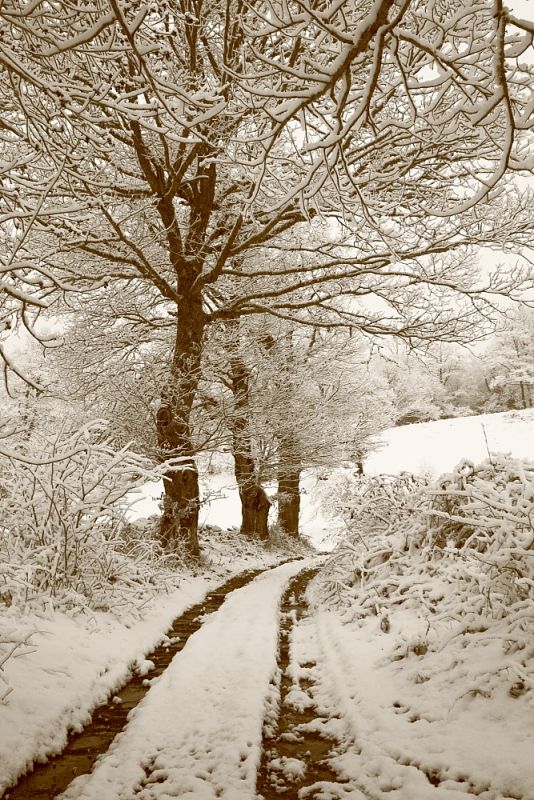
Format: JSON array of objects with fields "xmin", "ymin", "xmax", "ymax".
[
  {"xmin": 0, "ymin": 421, "xmax": 184, "ymax": 614},
  {"xmin": 316, "ymin": 456, "xmax": 534, "ymax": 700}
]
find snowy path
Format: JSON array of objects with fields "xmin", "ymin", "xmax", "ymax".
[
  {"xmin": 4, "ymin": 565, "xmax": 282, "ymax": 800},
  {"xmin": 270, "ymin": 604, "xmax": 534, "ymax": 800},
  {"xmin": 53, "ymin": 559, "xmax": 315, "ymax": 800},
  {"xmin": 6, "ymin": 552, "xmax": 531, "ymax": 800},
  {"xmin": 260, "ymin": 588, "xmax": 533, "ymax": 800}
]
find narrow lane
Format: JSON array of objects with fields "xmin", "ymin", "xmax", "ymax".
[
  {"xmin": 3, "ymin": 564, "xmax": 284, "ymax": 800},
  {"xmin": 53, "ymin": 558, "xmax": 315, "ymax": 800}
]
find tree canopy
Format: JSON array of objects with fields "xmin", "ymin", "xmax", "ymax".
[{"xmin": 1, "ymin": 0, "xmax": 533, "ymax": 553}]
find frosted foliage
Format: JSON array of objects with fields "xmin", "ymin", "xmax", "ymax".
[
  {"xmin": 0, "ymin": 0, "xmax": 533, "ymax": 379},
  {"xmin": 318, "ymin": 469, "xmax": 428, "ymax": 535},
  {"xmin": 213, "ymin": 321, "xmax": 393, "ymax": 480},
  {"xmin": 0, "ymin": 421, "xmax": 181, "ymax": 612},
  {"xmin": 318, "ymin": 456, "xmax": 534, "ymax": 703},
  {"xmin": 483, "ymin": 307, "xmax": 534, "ymax": 411},
  {"xmin": 2, "ymin": 0, "xmax": 530, "ymax": 213}
]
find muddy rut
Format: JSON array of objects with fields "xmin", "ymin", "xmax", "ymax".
[
  {"xmin": 3, "ymin": 564, "xmax": 281, "ymax": 800},
  {"xmin": 257, "ymin": 567, "xmax": 350, "ymax": 799}
]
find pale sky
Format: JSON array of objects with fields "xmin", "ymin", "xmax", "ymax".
[{"xmin": 507, "ymin": 0, "xmax": 533, "ymax": 17}]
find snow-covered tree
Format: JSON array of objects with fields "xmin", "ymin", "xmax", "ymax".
[
  {"xmin": 213, "ymin": 319, "xmax": 392, "ymax": 537},
  {"xmin": 227, "ymin": 331, "xmax": 273, "ymax": 541},
  {"xmin": 49, "ymin": 286, "xmax": 171, "ymax": 453},
  {"xmin": 1, "ymin": 0, "xmax": 533, "ymax": 555},
  {"xmin": 264, "ymin": 327, "xmax": 393, "ymax": 536},
  {"xmin": 417, "ymin": 345, "xmax": 490, "ymax": 418},
  {"xmin": 483, "ymin": 307, "xmax": 534, "ymax": 411},
  {"xmin": 374, "ymin": 349, "xmax": 446, "ymax": 424}
]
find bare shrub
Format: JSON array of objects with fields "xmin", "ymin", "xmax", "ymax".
[{"xmin": 0, "ymin": 421, "xmax": 185, "ymax": 612}]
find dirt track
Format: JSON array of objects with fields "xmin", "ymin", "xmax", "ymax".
[{"xmin": 3, "ymin": 565, "xmax": 272, "ymax": 800}]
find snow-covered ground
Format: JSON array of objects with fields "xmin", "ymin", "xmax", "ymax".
[
  {"xmin": 0, "ymin": 536, "xmax": 309, "ymax": 795},
  {"xmin": 0, "ymin": 578, "xmax": 214, "ymax": 795},
  {"xmin": 58, "ymin": 559, "xmax": 315, "ymax": 800},
  {"xmin": 3, "ymin": 410, "xmax": 533, "ymax": 799},
  {"xmin": 365, "ymin": 409, "xmax": 534, "ymax": 478},
  {"xmin": 298, "ymin": 432, "xmax": 534, "ymax": 800},
  {"xmin": 285, "ymin": 600, "xmax": 534, "ymax": 800}
]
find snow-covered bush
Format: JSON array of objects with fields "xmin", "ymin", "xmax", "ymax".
[
  {"xmin": 0, "ymin": 421, "xmax": 184, "ymax": 612},
  {"xmin": 318, "ymin": 468, "xmax": 428, "ymax": 541},
  {"xmin": 316, "ymin": 470, "xmax": 429, "ymax": 608},
  {"xmin": 316, "ymin": 455, "xmax": 534, "ymax": 702},
  {"xmin": 320, "ymin": 456, "xmax": 534, "ymax": 608},
  {"xmin": 424, "ymin": 455, "xmax": 534, "ymax": 612}
]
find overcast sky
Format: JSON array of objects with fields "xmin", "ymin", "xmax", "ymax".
[{"xmin": 507, "ymin": 1, "xmax": 532, "ymax": 17}]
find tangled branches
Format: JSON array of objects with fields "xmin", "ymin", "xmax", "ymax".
[{"xmin": 0, "ymin": 420, "xmax": 186, "ymax": 613}]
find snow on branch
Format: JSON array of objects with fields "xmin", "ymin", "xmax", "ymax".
[
  {"xmin": 0, "ymin": 0, "xmax": 532, "ymax": 389},
  {"xmin": 0, "ymin": 420, "xmax": 186, "ymax": 610}
]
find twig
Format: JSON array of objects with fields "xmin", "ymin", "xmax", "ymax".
[{"xmin": 481, "ymin": 423, "xmax": 495, "ymax": 471}]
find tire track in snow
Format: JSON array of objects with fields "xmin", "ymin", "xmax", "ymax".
[
  {"xmin": 3, "ymin": 563, "xmax": 291, "ymax": 800},
  {"xmin": 257, "ymin": 568, "xmax": 354, "ymax": 800},
  {"xmin": 50, "ymin": 558, "xmax": 314, "ymax": 800}
]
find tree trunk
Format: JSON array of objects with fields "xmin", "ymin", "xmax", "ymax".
[
  {"xmin": 519, "ymin": 381, "xmax": 529, "ymax": 410},
  {"xmin": 229, "ymin": 352, "xmax": 271, "ymax": 539},
  {"xmin": 277, "ymin": 467, "xmax": 301, "ymax": 537},
  {"xmin": 157, "ymin": 291, "xmax": 205, "ymax": 558},
  {"xmin": 239, "ymin": 479, "xmax": 271, "ymax": 539}
]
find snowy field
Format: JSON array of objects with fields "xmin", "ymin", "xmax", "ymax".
[{"xmin": 365, "ymin": 409, "xmax": 534, "ymax": 478}]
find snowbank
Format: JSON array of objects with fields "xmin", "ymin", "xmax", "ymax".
[{"xmin": 0, "ymin": 579, "xmax": 213, "ymax": 794}]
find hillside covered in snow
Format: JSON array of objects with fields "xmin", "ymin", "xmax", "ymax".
[{"xmin": 365, "ymin": 409, "xmax": 534, "ymax": 478}]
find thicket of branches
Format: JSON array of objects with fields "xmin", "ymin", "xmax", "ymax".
[
  {"xmin": 317, "ymin": 456, "xmax": 534, "ymax": 698},
  {"xmin": 0, "ymin": 0, "xmax": 533, "ymax": 555},
  {"xmin": 0, "ymin": 420, "xmax": 185, "ymax": 612}
]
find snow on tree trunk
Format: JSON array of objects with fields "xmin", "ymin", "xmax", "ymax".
[
  {"xmin": 157, "ymin": 450, "xmax": 200, "ymax": 557},
  {"xmin": 156, "ymin": 293, "xmax": 205, "ymax": 558},
  {"xmin": 229, "ymin": 351, "xmax": 270, "ymax": 539},
  {"xmin": 277, "ymin": 467, "xmax": 301, "ymax": 537}
]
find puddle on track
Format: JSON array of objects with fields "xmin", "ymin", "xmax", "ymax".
[
  {"xmin": 257, "ymin": 568, "xmax": 350, "ymax": 799},
  {"xmin": 3, "ymin": 564, "xmax": 282, "ymax": 800}
]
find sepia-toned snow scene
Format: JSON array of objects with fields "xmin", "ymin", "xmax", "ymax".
[{"xmin": 1, "ymin": 0, "xmax": 534, "ymax": 798}]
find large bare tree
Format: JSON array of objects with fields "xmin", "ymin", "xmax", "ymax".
[{"xmin": 1, "ymin": 0, "xmax": 533, "ymax": 555}]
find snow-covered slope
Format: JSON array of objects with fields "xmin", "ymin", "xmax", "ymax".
[{"xmin": 365, "ymin": 409, "xmax": 534, "ymax": 477}]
